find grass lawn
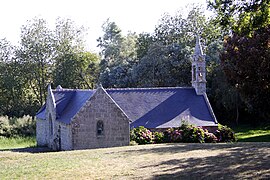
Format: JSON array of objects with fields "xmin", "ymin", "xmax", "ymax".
[
  {"xmin": 234, "ymin": 125, "xmax": 270, "ymax": 142},
  {"xmin": 0, "ymin": 143, "xmax": 269, "ymax": 179},
  {"xmin": 0, "ymin": 136, "xmax": 36, "ymax": 150}
]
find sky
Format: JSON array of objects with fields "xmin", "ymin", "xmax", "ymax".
[{"xmin": 0, "ymin": 0, "xmax": 208, "ymax": 52}]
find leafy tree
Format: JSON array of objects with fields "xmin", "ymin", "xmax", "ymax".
[
  {"xmin": 208, "ymin": 0, "xmax": 270, "ymax": 123},
  {"xmin": 17, "ymin": 18, "xmax": 53, "ymax": 106},
  {"xmin": 0, "ymin": 39, "xmax": 37, "ymax": 117},
  {"xmin": 52, "ymin": 18, "xmax": 100, "ymax": 89},
  {"xmin": 97, "ymin": 19, "xmax": 137, "ymax": 87},
  {"xmin": 221, "ymin": 26, "xmax": 270, "ymax": 122},
  {"xmin": 133, "ymin": 42, "xmax": 192, "ymax": 87},
  {"xmin": 207, "ymin": 0, "xmax": 270, "ymax": 36}
]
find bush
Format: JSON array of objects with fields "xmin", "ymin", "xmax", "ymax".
[
  {"xmin": 0, "ymin": 116, "xmax": 36, "ymax": 138},
  {"xmin": 204, "ymin": 130, "xmax": 218, "ymax": 143},
  {"xmin": 180, "ymin": 123, "xmax": 205, "ymax": 143},
  {"xmin": 153, "ymin": 131, "xmax": 165, "ymax": 144},
  {"xmin": 130, "ymin": 123, "xmax": 235, "ymax": 145},
  {"xmin": 130, "ymin": 126, "xmax": 153, "ymax": 144},
  {"xmin": 214, "ymin": 124, "xmax": 236, "ymax": 142}
]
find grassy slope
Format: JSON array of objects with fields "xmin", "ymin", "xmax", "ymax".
[
  {"xmin": 234, "ymin": 125, "xmax": 270, "ymax": 142},
  {"xmin": 0, "ymin": 136, "xmax": 36, "ymax": 150},
  {"xmin": 0, "ymin": 143, "xmax": 269, "ymax": 179}
]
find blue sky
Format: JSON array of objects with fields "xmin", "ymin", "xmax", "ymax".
[{"xmin": 0, "ymin": 0, "xmax": 208, "ymax": 52}]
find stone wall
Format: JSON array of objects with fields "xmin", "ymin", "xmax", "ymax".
[
  {"xmin": 71, "ymin": 87, "xmax": 130, "ymax": 150},
  {"xmin": 56, "ymin": 121, "xmax": 72, "ymax": 150},
  {"xmin": 36, "ymin": 118, "xmax": 47, "ymax": 146}
]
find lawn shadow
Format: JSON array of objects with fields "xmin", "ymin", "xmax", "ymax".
[
  {"xmin": 238, "ymin": 134, "xmax": 270, "ymax": 142},
  {"xmin": 135, "ymin": 143, "xmax": 270, "ymax": 179},
  {"xmin": 117, "ymin": 143, "xmax": 241, "ymax": 156},
  {"xmin": 0, "ymin": 146, "xmax": 54, "ymax": 153}
]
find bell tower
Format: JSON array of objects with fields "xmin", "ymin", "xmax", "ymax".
[{"xmin": 191, "ymin": 36, "xmax": 206, "ymax": 95}]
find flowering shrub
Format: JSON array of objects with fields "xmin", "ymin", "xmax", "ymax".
[
  {"xmin": 180, "ymin": 123, "xmax": 205, "ymax": 143},
  {"xmin": 153, "ymin": 131, "xmax": 164, "ymax": 143},
  {"xmin": 204, "ymin": 130, "xmax": 218, "ymax": 143},
  {"xmin": 130, "ymin": 126, "xmax": 153, "ymax": 144},
  {"xmin": 215, "ymin": 124, "xmax": 236, "ymax": 142},
  {"xmin": 130, "ymin": 123, "xmax": 235, "ymax": 144}
]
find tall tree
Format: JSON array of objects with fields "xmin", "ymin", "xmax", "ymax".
[
  {"xmin": 209, "ymin": 0, "xmax": 270, "ymax": 123},
  {"xmin": 53, "ymin": 18, "xmax": 99, "ymax": 89},
  {"xmin": 17, "ymin": 18, "xmax": 53, "ymax": 106},
  {"xmin": 208, "ymin": 0, "xmax": 270, "ymax": 36},
  {"xmin": 221, "ymin": 26, "xmax": 270, "ymax": 121},
  {"xmin": 97, "ymin": 19, "xmax": 137, "ymax": 87}
]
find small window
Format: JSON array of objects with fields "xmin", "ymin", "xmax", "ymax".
[
  {"xmin": 49, "ymin": 114, "xmax": 53, "ymax": 135},
  {"xmin": 97, "ymin": 120, "xmax": 104, "ymax": 136}
]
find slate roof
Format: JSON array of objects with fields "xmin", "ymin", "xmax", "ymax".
[
  {"xmin": 107, "ymin": 87, "xmax": 217, "ymax": 128},
  {"xmin": 36, "ymin": 87, "xmax": 217, "ymax": 128},
  {"xmin": 36, "ymin": 89, "xmax": 95, "ymax": 124}
]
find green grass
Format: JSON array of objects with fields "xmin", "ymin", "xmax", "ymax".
[
  {"xmin": 234, "ymin": 125, "xmax": 270, "ymax": 142},
  {"xmin": 0, "ymin": 143, "xmax": 269, "ymax": 179},
  {"xmin": 0, "ymin": 136, "xmax": 36, "ymax": 150}
]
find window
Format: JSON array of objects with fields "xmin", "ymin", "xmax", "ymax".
[
  {"xmin": 97, "ymin": 120, "xmax": 104, "ymax": 136},
  {"xmin": 49, "ymin": 114, "xmax": 53, "ymax": 135}
]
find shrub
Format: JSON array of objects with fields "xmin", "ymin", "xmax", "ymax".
[
  {"xmin": 204, "ymin": 130, "xmax": 218, "ymax": 143},
  {"xmin": 130, "ymin": 126, "xmax": 153, "ymax": 144},
  {"xmin": 214, "ymin": 124, "xmax": 236, "ymax": 142},
  {"xmin": 153, "ymin": 131, "xmax": 165, "ymax": 144},
  {"xmin": 0, "ymin": 116, "xmax": 36, "ymax": 138},
  {"xmin": 180, "ymin": 124, "xmax": 205, "ymax": 143}
]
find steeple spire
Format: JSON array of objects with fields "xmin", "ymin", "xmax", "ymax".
[
  {"xmin": 191, "ymin": 36, "xmax": 206, "ymax": 95},
  {"xmin": 194, "ymin": 36, "xmax": 203, "ymax": 56}
]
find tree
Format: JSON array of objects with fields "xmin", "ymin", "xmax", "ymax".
[
  {"xmin": 0, "ymin": 39, "xmax": 37, "ymax": 117},
  {"xmin": 97, "ymin": 19, "xmax": 137, "ymax": 87},
  {"xmin": 207, "ymin": 0, "xmax": 270, "ymax": 36},
  {"xmin": 17, "ymin": 18, "xmax": 53, "ymax": 106},
  {"xmin": 221, "ymin": 26, "xmax": 270, "ymax": 121},
  {"xmin": 208, "ymin": 0, "xmax": 270, "ymax": 123},
  {"xmin": 133, "ymin": 42, "xmax": 192, "ymax": 87},
  {"xmin": 53, "ymin": 18, "xmax": 100, "ymax": 89}
]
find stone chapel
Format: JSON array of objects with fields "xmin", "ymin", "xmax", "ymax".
[{"xmin": 36, "ymin": 37, "xmax": 218, "ymax": 150}]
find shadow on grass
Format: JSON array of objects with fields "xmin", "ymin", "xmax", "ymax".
[
  {"xmin": 238, "ymin": 134, "xmax": 270, "ymax": 142},
  {"xmin": 125, "ymin": 143, "xmax": 270, "ymax": 179},
  {"xmin": 0, "ymin": 146, "xmax": 53, "ymax": 153}
]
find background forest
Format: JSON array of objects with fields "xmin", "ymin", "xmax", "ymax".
[{"xmin": 0, "ymin": 1, "xmax": 269, "ymax": 126}]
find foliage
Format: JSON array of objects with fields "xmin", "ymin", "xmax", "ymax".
[
  {"xmin": 97, "ymin": 19, "xmax": 137, "ymax": 88},
  {"xmin": 204, "ymin": 130, "xmax": 218, "ymax": 143},
  {"xmin": 153, "ymin": 131, "xmax": 165, "ymax": 144},
  {"xmin": 53, "ymin": 18, "xmax": 100, "ymax": 89},
  {"xmin": 214, "ymin": 124, "xmax": 236, "ymax": 142},
  {"xmin": 208, "ymin": 0, "xmax": 270, "ymax": 36},
  {"xmin": 130, "ymin": 122, "xmax": 235, "ymax": 144},
  {"xmin": 179, "ymin": 123, "xmax": 205, "ymax": 143},
  {"xmin": 130, "ymin": 126, "xmax": 153, "ymax": 144},
  {"xmin": 221, "ymin": 26, "xmax": 270, "ymax": 122},
  {"xmin": 0, "ymin": 116, "xmax": 36, "ymax": 138},
  {"xmin": 0, "ymin": 18, "xmax": 100, "ymax": 118}
]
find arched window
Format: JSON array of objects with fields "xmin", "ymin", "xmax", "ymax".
[
  {"xmin": 49, "ymin": 114, "xmax": 53, "ymax": 136},
  {"xmin": 97, "ymin": 120, "xmax": 104, "ymax": 136}
]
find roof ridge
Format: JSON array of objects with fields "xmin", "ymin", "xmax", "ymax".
[
  {"xmin": 52, "ymin": 88, "xmax": 95, "ymax": 92},
  {"xmin": 106, "ymin": 86, "xmax": 194, "ymax": 90}
]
